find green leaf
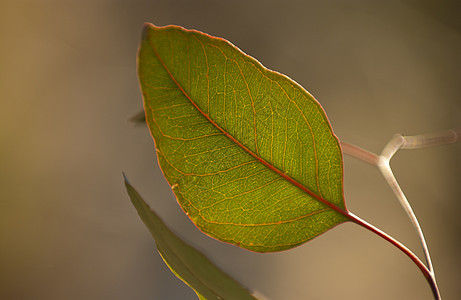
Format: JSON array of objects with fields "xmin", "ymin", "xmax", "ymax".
[
  {"xmin": 138, "ymin": 23, "xmax": 349, "ymax": 252},
  {"xmin": 124, "ymin": 176, "xmax": 257, "ymax": 300}
]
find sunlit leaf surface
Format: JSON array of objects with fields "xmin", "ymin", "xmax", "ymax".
[{"xmin": 138, "ymin": 24, "xmax": 348, "ymax": 252}]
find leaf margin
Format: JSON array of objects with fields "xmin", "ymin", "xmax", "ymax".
[{"xmin": 138, "ymin": 23, "xmax": 350, "ymax": 252}]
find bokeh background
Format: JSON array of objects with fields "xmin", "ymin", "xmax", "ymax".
[{"xmin": 1, "ymin": 0, "xmax": 460, "ymax": 299}]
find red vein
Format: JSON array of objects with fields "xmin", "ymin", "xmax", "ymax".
[
  {"xmin": 146, "ymin": 31, "xmax": 348, "ymax": 220},
  {"xmin": 195, "ymin": 37, "xmax": 210, "ymax": 115},
  {"xmin": 235, "ymin": 60, "xmax": 259, "ymax": 156},
  {"xmin": 202, "ymin": 208, "xmax": 330, "ymax": 226}
]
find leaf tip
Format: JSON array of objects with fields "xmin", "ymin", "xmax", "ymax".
[{"xmin": 122, "ymin": 172, "xmax": 130, "ymax": 185}]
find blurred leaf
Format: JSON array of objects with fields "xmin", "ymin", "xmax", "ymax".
[
  {"xmin": 138, "ymin": 24, "xmax": 349, "ymax": 252},
  {"xmin": 124, "ymin": 176, "xmax": 257, "ymax": 300},
  {"xmin": 128, "ymin": 109, "xmax": 146, "ymax": 125}
]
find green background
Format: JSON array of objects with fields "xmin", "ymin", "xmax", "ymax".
[{"xmin": 1, "ymin": 0, "xmax": 460, "ymax": 299}]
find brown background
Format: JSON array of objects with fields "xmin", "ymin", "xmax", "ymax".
[{"xmin": 1, "ymin": 0, "xmax": 460, "ymax": 299}]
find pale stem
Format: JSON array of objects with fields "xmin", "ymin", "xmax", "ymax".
[
  {"xmin": 340, "ymin": 128, "xmax": 460, "ymax": 300},
  {"xmin": 378, "ymin": 135, "xmax": 435, "ymax": 274},
  {"xmin": 340, "ymin": 142, "xmax": 380, "ymax": 165},
  {"xmin": 399, "ymin": 128, "xmax": 460, "ymax": 150}
]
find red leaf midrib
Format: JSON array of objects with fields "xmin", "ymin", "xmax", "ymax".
[{"xmin": 145, "ymin": 25, "xmax": 351, "ymax": 221}]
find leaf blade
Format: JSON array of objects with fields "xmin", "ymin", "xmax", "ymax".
[
  {"xmin": 138, "ymin": 24, "xmax": 349, "ymax": 252},
  {"xmin": 124, "ymin": 176, "xmax": 257, "ymax": 300}
]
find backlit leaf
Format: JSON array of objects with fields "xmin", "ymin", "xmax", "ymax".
[
  {"xmin": 138, "ymin": 23, "xmax": 349, "ymax": 252},
  {"xmin": 124, "ymin": 176, "xmax": 257, "ymax": 300}
]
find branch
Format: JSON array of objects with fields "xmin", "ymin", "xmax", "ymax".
[{"xmin": 340, "ymin": 128, "xmax": 460, "ymax": 300}]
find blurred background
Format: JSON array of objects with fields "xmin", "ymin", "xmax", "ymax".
[{"xmin": 1, "ymin": 0, "xmax": 460, "ymax": 299}]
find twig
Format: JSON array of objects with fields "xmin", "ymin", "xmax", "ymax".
[
  {"xmin": 340, "ymin": 128, "xmax": 460, "ymax": 300},
  {"xmin": 399, "ymin": 128, "xmax": 460, "ymax": 150},
  {"xmin": 379, "ymin": 135, "xmax": 435, "ymax": 274},
  {"xmin": 379, "ymin": 135, "xmax": 442, "ymax": 299},
  {"xmin": 340, "ymin": 142, "xmax": 380, "ymax": 165},
  {"xmin": 346, "ymin": 211, "xmax": 440, "ymax": 299}
]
